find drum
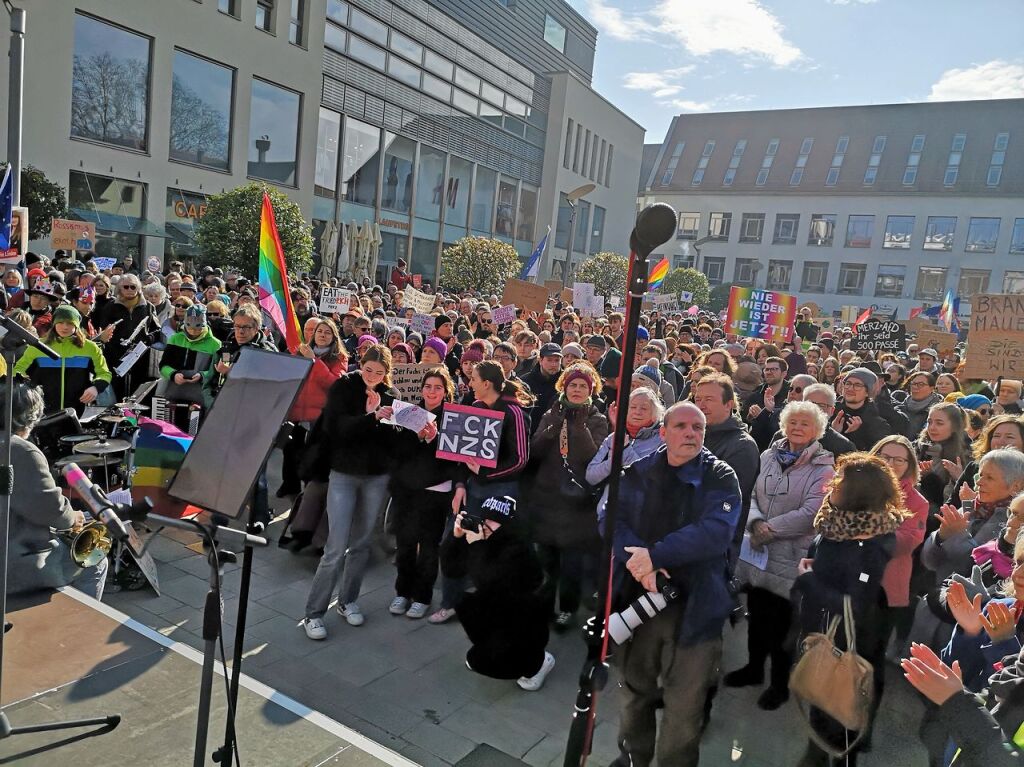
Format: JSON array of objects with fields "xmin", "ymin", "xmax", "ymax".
[{"xmin": 33, "ymin": 409, "xmax": 84, "ymax": 460}]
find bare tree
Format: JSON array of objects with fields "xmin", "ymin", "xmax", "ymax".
[{"xmin": 71, "ymin": 53, "xmax": 148, "ymax": 149}]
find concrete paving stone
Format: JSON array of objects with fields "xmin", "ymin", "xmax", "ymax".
[
  {"xmin": 397, "ymin": 743, "xmax": 452, "ymax": 767},
  {"xmin": 441, "ymin": 701, "xmax": 546, "ymax": 759},
  {"xmin": 401, "ymin": 719, "xmax": 477, "ymax": 764},
  {"xmin": 488, "ymin": 684, "xmax": 578, "ymax": 738},
  {"xmin": 220, "ymin": 594, "xmax": 281, "ymax": 630},
  {"xmin": 156, "ymin": 572, "xmax": 220, "ymax": 608},
  {"xmin": 365, "ymin": 668, "xmax": 471, "ymax": 723},
  {"xmin": 107, "ymin": 586, "xmax": 187, "ymax": 617},
  {"xmin": 243, "ymin": 613, "xmax": 327, "ymax": 657},
  {"xmin": 252, "ymin": 582, "xmax": 313, "ymax": 622},
  {"xmin": 414, "ymin": 652, "xmax": 518, "ymax": 706},
  {"xmin": 521, "ymin": 734, "xmax": 565, "ymax": 767},
  {"xmin": 336, "ymin": 688, "xmax": 426, "ymax": 737},
  {"xmin": 304, "ymin": 635, "xmax": 400, "ymax": 686}
]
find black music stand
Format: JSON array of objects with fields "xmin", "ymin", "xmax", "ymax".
[{"xmin": 0, "ymin": 316, "xmax": 121, "ymax": 745}]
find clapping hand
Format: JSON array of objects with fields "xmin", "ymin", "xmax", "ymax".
[
  {"xmin": 946, "ymin": 580, "xmax": 986, "ymax": 636},
  {"xmin": 365, "ymin": 390, "xmax": 381, "ymax": 414},
  {"xmin": 980, "ymin": 599, "xmax": 1018, "ymax": 642},
  {"xmin": 941, "ymin": 458, "xmax": 964, "ymax": 478},
  {"xmin": 901, "ymin": 643, "xmax": 964, "ymax": 706},
  {"xmin": 959, "ymin": 482, "xmax": 978, "ymax": 502},
  {"xmin": 937, "ymin": 503, "xmax": 970, "ymax": 541}
]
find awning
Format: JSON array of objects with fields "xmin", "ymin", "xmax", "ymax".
[{"xmin": 70, "ymin": 208, "xmax": 170, "ymax": 239}]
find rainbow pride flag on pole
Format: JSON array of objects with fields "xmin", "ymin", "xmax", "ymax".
[
  {"xmin": 258, "ymin": 192, "xmax": 302, "ymax": 353},
  {"xmin": 648, "ymin": 256, "xmax": 669, "ymax": 291},
  {"xmin": 939, "ymin": 289, "xmax": 959, "ymax": 333}
]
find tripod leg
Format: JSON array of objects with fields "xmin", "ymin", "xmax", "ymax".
[{"xmin": 214, "ymin": 540, "xmax": 254, "ymax": 765}]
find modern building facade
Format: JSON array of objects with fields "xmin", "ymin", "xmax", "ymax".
[
  {"xmin": 0, "ymin": 0, "xmax": 643, "ymax": 284},
  {"xmin": 639, "ymin": 99, "xmax": 1024, "ymax": 316}
]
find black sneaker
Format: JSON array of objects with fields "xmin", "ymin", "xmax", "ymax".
[
  {"xmin": 723, "ymin": 664, "xmax": 764, "ymax": 688},
  {"xmin": 756, "ymin": 686, "xmax": 789, "ymax": 711}
]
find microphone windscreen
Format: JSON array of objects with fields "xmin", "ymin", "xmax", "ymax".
[{"xmin": 634, "ymin": 204, "xmax": 677, "ymax": 250}]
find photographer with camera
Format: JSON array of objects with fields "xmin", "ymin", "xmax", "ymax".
[{"xmin": 602, "ymin": 401, "xmax": 740, "ymax": 767}]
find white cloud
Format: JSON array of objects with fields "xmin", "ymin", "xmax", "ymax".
[
  {"xmin": 665, "ymin": 98, "xmax": 713, "ymax": 112},
  {"xmin": 583, "ymin": 0, "xmax": 655, "ymax": 41},
  {"xmin": 623, "ymin": 66, "xmax": 696, "ymax": 96},
  {"xmin": 927, "ymin": 60, "xmax": 1024, "ymax": 101},
  {"xmin": 826, "ymin": 0, "xmax": 879, "ymax": 4}
]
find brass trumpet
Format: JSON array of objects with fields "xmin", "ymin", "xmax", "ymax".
[{"xmin": 58, "ymin": 521, "xmax": 112, "ymax": 568}]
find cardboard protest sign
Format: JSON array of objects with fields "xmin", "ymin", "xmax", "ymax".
[
  {"xmin": 50, "ymin": 218, "xmax": 95, "ymax": 251},
  {"xmin": 390, "ymin": 362, "xmax": 430, "ymax": 402},
  {"xmin": 502, "ymin": 278, "xmax": 549, "ymax": 314},
  {"xmin": 1, "ymin": 207, "xmax": 28, "ymax": 264},
  {"xmin": 811, "ymin": 317, "xmax": 835, "ymax": 333},
  {"xmin": 851, "ymin": 319, "xmax": 906, "ymax": 352},
  {"xmin": 724, "ymin": 287, "xmax": 798, "ymax": 343},
  {"xmin": 904, "ymin": 316, "xmax": 936, "ymax": 334},
  {"xmin": 492, "ymin": 304, "xmax": 517, "ymax": 325},
  {"xmin": 544, "ymin": 280, "xmax": 562, "ymax": 295},
  {"xmin": 403, "ymin": 286, "xmax": 435, "ymax": 314},
  {"xmin": 915, "ymin": 327, "xmax": 958, "ymax": 357},
  {"xmin": 410, "ymin": 313, "xmax": 435, "ymax": 335},
  {"xmin": 412, "ymin": 274, "xmax": 422, "ymax": 289},
  {"xmin": 436, "ymin": 403, "xmax": 504, "ymax": 468},
  {"xmin": 963, "ymin": 294, "xmax": 1024, "ymax": 378},
  {"xmin": 319, "ymin": 287, "xmax": 352, "ymax": 314}
]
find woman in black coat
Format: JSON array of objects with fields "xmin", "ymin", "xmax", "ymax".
[{"xmin": 98, "ymin": 274, "xmax": 159, "ymax": 398}]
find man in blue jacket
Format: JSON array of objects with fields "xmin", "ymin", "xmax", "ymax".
[{"xmin": 604, "ymin": 401, "xmax": 740, "ymax": 767}]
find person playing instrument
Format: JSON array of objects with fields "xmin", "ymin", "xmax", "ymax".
[
  {"xmin": 15, "ymin": 305, "xmax": 112, "ymax": 415},
  {"xmin": 5, "ymin": 379, "xmax": 108, "ymax": 600}
]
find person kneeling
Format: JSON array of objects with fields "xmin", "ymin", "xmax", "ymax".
[{"xmin": 450, "ymin": 494, "xmax": 555, "ymax": 691}]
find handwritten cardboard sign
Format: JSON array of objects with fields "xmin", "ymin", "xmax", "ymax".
[
  {"xmin": 435, "ymin": 403, "xmax": 504, "ymax": 468},
  {"xmin": 319, "ymin": 287, "xmax": 352, "ymax": 314},
  {"xmin": 403, "ymin": 286, "xmax": 436, "ymax": 314},
  {"xmin": 915, "ymin": 327, "xmax": 958, "ymax": 357},
  {"xmin": 851, "ymin": 319, "xmax": 906, "ymax": 352},
  {"xmin": 964, "ymin": 294, "xmax": 1024, "ymax": 378},
  {"xmin": 492, "ymin": 304, "xmax": 517, "ymax": 325},
  {"xmin": 502, "ymin": 278, "xmax": 549, "ymax": 314},
  {"xmin": 904, "ymin": 316, "xmax": 936, "ymax": 334},
  {"xmin": 390, "ymin": 362, "xmax": 431, "ymax": 402},
  {"xmin": 410, "ymin": 313, "xmax": 435, "ymax": 335}
]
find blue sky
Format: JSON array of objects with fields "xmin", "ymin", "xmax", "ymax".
[{"xmin": 565, "ymin": 0, "xmax": 1024, "ymax": 142}]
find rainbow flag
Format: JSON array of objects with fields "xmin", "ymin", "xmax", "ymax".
[
  {"xmin": 258, "ymin": 192, "xmax": 302, "ymax": 353},
  {"xmin": 648, "ymin": 256, "xmax": 669, "ymax": 290},
  {"xmin": 724, "ymin": 286, "xmax": 798, "ymax": 343},
  {"xmin": 940, "ymin": 289, "xmax": 958, "ymax": 333}
]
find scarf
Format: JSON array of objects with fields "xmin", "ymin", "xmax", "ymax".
[
  {"xmin": 559, "ymin": 395, "xmax": 591, "ymax": 458},
  {"xmin": 904, "ymin": 392, "xmax": 939, "ymax": 414},
  {"xmin": 626, "ymin": 419, "xmax": 652, "ymax": 439},
  {"xmin": 313, "ymin": 344, "xmax": 332, "ymax": 357},
  {"xmin": 813, "ymin": 495, "xmax": 908, "ymax": 540},
  {"xmin": 972, "ymin": 538, "xmax": 1014, "ymax": 579},
  {"xmin": 975, "ymin": 497, "xmax": 1011, "ymax": 523},
  {"xmin": 775, "ymin": 441, "xmax": 806, "ymax": 471}
]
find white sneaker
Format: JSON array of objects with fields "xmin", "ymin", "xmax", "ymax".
[
  {"xmin": 389, "ymin": 596, "xmax": 411, "ymax": 615},
  {"xmin": 338, "ymin": 602, "xmax": 365, "ymax": 626},
  {"xmin": 406, "ymin": 602, "xmax": 430, "ymax": 619},
  {"xmin": 302, "ymin": 617, "xmax": 327, "ymax": 640},
  {"xmin": 517, "ymin": 652, "xmax": 555, "ymax": 691}
]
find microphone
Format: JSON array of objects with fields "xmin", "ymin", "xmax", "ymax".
[
  {"xmin": 62, "ymin": 463, "xmax": 129, "ymax": 541},
  {"xmin": 633, "ymin": 203, "xmax": 677, "ymax": 252}
]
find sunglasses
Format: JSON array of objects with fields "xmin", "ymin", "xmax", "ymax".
[{"xmin": 121, "ymin": 284, "xmax": 138, "ymax": 291}]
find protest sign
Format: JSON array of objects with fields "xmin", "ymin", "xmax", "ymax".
[
  {"xmin": 50, "ymin": 218, "xmax": 95, "ymax": 251},
  {"xmin": 904, "ymin": 316, "xmax": 936, "ymax": 334},
  {"xmin": 811, "ymin": 317, "xmax": 834, "ymax": 332},
  {"xmin": 560, "ymin": 288, "xmax": 573, "ymax": 305},
  {"xmin": 436, "ymin": 403, "xmax": 504, "ymax": 468},
  {"xmin": 680, "ymin": 291, "xmax": 693, "ymax": 303},
  {"xmin": 403, "ymin": 286, "xmax": 436, "ymax": 314},
  {"xmin": 544, "ymin": 280, "xmax": 562, "ymax": 295},
  {"xmin": 0, "ymin": 207, "xmax": 26, "ymax": 264},
  {"xmin": 799, "ymin": 301, "xmax": 822, "ymax": 318},
  {"xmin": 384, "ymin": 400, "xmax": 435, "ymax": 433},
  {"xmin": 724, "ymin": 287, "xmax": 798, "ymax": 343},
  {"xmin": 412, "ymin": 274, "xmax": 422, "ymax": 289},
  {"xmin": 915, "ymin": 327, "xmax": 958, "ymax": 357},
  {"xmin": 319, "ymin": 287, "xmax": 352, "ymax": 314},
  {"xmin": 851, "ymin": 319, "xmax": 906, "ymax": 352},
  {"xmin": 963, "ymin": 294, "xmax": 1024, "ymax": 378},
  {"xmin": 147, "ymin": 256, "xmax": 161, "ymax": 273},
  {"xmin": 492, "ymin": 304, "xmax": 517, "ymax": 325},
  {"xmin": 501, "ymin": 278, "xmax": 549, "ymax": 314},
  {"xmin": 93, "ymin": 257, "xmax": 116, "ymax": 271},
  {"xmin": 410, "ymin": 313, "xmax": 435, "ymax": 335},
  {"xmin": 390, "ymin": 362, "xmax": 430, "ymax": 402},
  {"xmin": 573, "ymin": 282, "xmax": 595, "ymax": 309}
]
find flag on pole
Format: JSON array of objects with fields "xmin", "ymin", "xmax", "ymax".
[
  {"xmin": 647, "ymin": 256, "xmax": 669, "ymax": 291},
  {"xmin": 257, "ymin": 192, "xmax": 302, "ymax": 353},
  {"xmin": 908, "ymin": 306, "xmax": 924, "ymax": 320},
  {"xmin": 0, "ymin": 166, "xmax": 12, "ymax": 250},
  {"xmin": 939, "ymin": 289, "xmax": 958, "ymax": 333},
  {"xmin": 520, "ymin": 226, "xmax": 549, "ymax": 280},
  {"xmin": 852, "ymin": 307, "xmax": 872, "ymax": 333}
]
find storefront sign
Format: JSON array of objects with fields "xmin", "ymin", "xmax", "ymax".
[
  {"xmin": 436, "ymin": 403, "xmax": 504, "ymax": 468},
  {"xmin": 172, "ymin": 200, "xmax": 208, "ymax": 220},
  {"xmin": 378, "ymin": 217, "xmax": 410, "ymax": 232}
]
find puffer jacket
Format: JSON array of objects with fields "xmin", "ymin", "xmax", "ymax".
[
  {"xmin": 586, "ymin": 422, "xmax": 664, "ymax": 487},
  {"xmin": 288, "ymin": 354, "xmax": 346, "ymax": 423},
  {"xmin": 735, "ymin": 439, "xmax": 834, "ymax": 598}
]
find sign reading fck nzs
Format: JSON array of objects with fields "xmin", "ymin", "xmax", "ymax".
[{"xmin": 435, "ymin": 404, "xmax": 504, "ymax": 468}]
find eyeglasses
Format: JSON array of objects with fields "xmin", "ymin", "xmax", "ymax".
[
  {"xmin": 233, "ymin": 324, "xmax": 257, "ymax": 332},
  {"xmin": 493, "ymin": 354, "xmax": 514, "ymax": 362},
  {"xmin": 843, "ymin": 381, "xmax": 867, "ymax": 390},
  {"xmin": 910, "ymin": 380, "xmax": 931, "ymax": 389},
  {"xmin": 174, "ymin": 303, "xmax": 189, "ymax": 308},
  {"xmin": 764, "ymin": 367, "xmax": 781, "ymax": 374},
  {"xmin": 879, "ymin": 453, "xmax": 909, "ymax": 466},
  {"xmin": 978, "ymin": 408, "xmax": 992, "ymax": 415},
  {"xmin": 480, "ymin": 319, "xmax": 492, "ymax": 324}
]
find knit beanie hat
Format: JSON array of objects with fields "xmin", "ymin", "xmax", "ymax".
[
  {"xmin": 52, "ymin": 305, "xmax": 81, "ymax": 327},
  {"xmin": 435, "ymin": 314, "xmax": 452, "ymax": 331},
  {"xmin": 846, "ymin": 367, "xmax": 878, "ymax": 392},
  {"xmin": 391, "ymin": 342, "xmax": 415, "ymax": 361},
  {"xmin": 599, "ymin": 348, "xmax": 622, "ymax": 379},
  {"xmin": 637, "ymin": 326, "xmax": 650, "ymax": 342},
  {"xmin": 407, "ymin": 332, "xmax": 423, "ymax": 347},
  {"xmin": 562, "ymin": 342, "xmax": 584, "ymax": 359},
  {"xmin": 423, "ymin": 337, "xmax": 448, "ymax": 360},
  {"xmin": 957, "ymin": 393, "xmax": 992, "ymax": 411},
  {"xmin": 357, "ymin": 333, "xmax": 378, "ymax": 349},
  {"xmin": 632, "ymin": 361, "xmax": 663, "ymax": 391},
  {"xmin": 461, "ymin": 346, "xmax": 484, "ymax": 363},
  {"xmin": 561, "ymin": 366, "xmax": 595, "ymax": 394},
  {"xmin": 184, "ymin": 304, "xmax": 207, "ymax": 331},
  {"xmin": 388, "ymin": 325, "xmax": 406, "ymax": 341}
]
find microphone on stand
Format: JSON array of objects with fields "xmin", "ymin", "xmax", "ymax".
[{"xmin": 62, "ymin": 462, "xmax": 129, "ymax": 540}]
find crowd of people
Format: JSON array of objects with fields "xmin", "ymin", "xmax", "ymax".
[{"xmin": 7, "ymin": 248, "xmax": 1024, "ymax": 766}]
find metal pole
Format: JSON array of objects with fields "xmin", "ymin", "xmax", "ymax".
[
  {"xmin": 560, "ymin": 202, "xmax": 577, "ymax": 289},
  {"xmin": 7, "ymin": 7, "xmax": 24, "ymax": 206}
]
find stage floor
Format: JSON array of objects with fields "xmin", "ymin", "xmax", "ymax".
[{"xmin": 0, "ymin": 588, "xmax": 417, "ymax": 766}]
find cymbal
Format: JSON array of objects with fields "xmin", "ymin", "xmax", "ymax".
[
  {"xmin": 54, "ymin": 454, "xmax": 119, "ymax": 468},
  {"xmin": 73, "ymin": 438, "xmax": 132, "ymax": 455},
  {"xmin": 60, "ymin": 433, "xmax": 99, "ymax": 445},
  {"xmin": 115, "ymin": 402, "xmax": 149, "ymax": 411},
  {"xmin": 100, "ymin": 415, "xmax": 128, "ymax": 423}
]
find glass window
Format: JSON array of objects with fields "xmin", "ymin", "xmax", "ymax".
[
  {"xmin": 479, "ymin": 102, "xmax": 502, "ymax": 128},
  {"xmin": 517, "ymin": 185, "xmax": 538, "ymax": 242},
  {"xmin": 480, "ymin": 82, "xmax": 503, "ymax": 107},
  {"xmin": 168, "ymin": 50, "xmax": 232, "ymax": 170},
  {"xmin": 958, "ymin": 269, "xmax": 990, "ymax": 300},
  {"xmin": 453, "ymin": 89, "xmax": 478, "ymax": 115},
  {"xmin": 544, "ymin": 13, "xmax": 566, "ymax": 52},
  {"xmin": 902, "ymin": 167, "xmax": 918, "ymax": 185},
  {"xmin": 314, "ymin": 107, "xmax": 341, "ymax": 198},
  {"xmin": 924, "ymin": 216, "xmax": 956, "ymax": 250},
  {"xmin": 605, "ymin": 144, "xmax": 613, "ymax": 186},
  {"xmin": 1004, "ymin": 271, "xmax": 1024, "ymax": 293},
  {"xmin": 415, "ymin": 145, "xmax": 446, "ymax": 222},
  {"xmin": 703, "ymin": 257, "xmax": 725, "ymax": 286},
  {"xmin": 883, "ymin": 215, "xmax": 914, "ymax": 249},
  {"xmin": 219, "ymin": 0, "xmax": 238, "ymax": 15},
  {"xmin": 773, "ymin": 214, "xmax": 800, "ymax": 245},
  {"xmin": 325, "ymin": 23, "xmax": 346, "ymax": 52},
  {"xmin": 691, "ymin": 169, "xmax": 705, "ymax": 186},
  {"xmin": 573, "ymin": 200, "xmax": 589, "ymax": 253},
  {"xmin": 350, "ymin": 7, "xmax": 387, "ymax": 45},
  {"xmin": 1010, "ymin": 218, "xmax": 1024, "ymax": 255},
  {"xmin": 389, "ymin": 30, "xmax": 422, "ymax": 62},
  {"xmin": 708, "ymin": 212, "xmax": 731, "ymax": 241},
  {"xmin": 671, "ymin": 142, "xmax": 685, "ymax": 157},
  {"xmin": 555, "ymin": 191, "xmax": 571, "ymax": 249},
  {"xmin": 766, "ymin": 260, "xmax": 792, "ymax": 291},
  {"xmin": 165, "ymin": 188, "xmax": 208, "ymax": 257},
  {"xmin": 808, "ymin": 214, "xmax": 836, "ymax": 246},
  {"xmin": 872, "ymin": 135, "xmax": 887, "ymax": 153},
  {"xmin": 455, "ymin": 67, "xmax": 480, "ymax": 94},
  {"xmin": 739, "ymin": 214, "xmax": 764, "ymax": 243},
  {"xmin": 944, "ymin": 168, "xmax": 959, "ymax": 186},
  {"xmin": 756, "ymin": 169, "xmax": 770, "ymax": 186},
  {"xmin": 845, "ymin": 215, "xmax": 874, "ymax": 248},
  {"xmin": 988, "ymin": 167, "xmax": 1003, "ymax": 186},
  {"xmin": 589, "ymin": 205, "xmax": 605, "ymax": 254},
  {"xmin": 496, "ymin": 177, "xmax": 517, "ymax": 238},
  {"xmin": 471, "ymin": 166, "xmax": 496, "ymax": 233},
  {"xmin": 423, "ymin": 50, "xmax": 454, "ymax": 81},
  {"xmin": 411, "ymin": 237, "xmax": 438, "ymax": 283},
  {"xmin": 766, "ymin": 139, "xmax": 779, "ymax": 156},
  {"xmin": 836, "ymin": 136, "xmax": 850, "ymax": 153},
  {"xmin": 801, "ymin": 261, "xmax": 828, "ymax": 292},
  {"xmin": 874, "ymin": 265, "xmax": 905, "ymax": 298},
  {"xmin": 995, "ymin": 132, "xmax": 1010, "ymax": 151},
  {"xmin": 248, "ymin": 78, "xmax": 300, "ymax": 185},
  {"xmin": 863, "ymin": 167, "xmax": 878, "ymax": 185},
  {"xmin": 505, "ymin": 96, "xmax": 527, "ymax": 118},
  {"xmin": 341, "ymin": 117, "xmax": 380, "ymax": 206},
  {"xmin": 723, "ymin": 168, "xmax": 737, "ymax": 186},
  {"xmin": 966, "ymin": 217, "xmax": 1000, "ymax": 253},
  {"xmin": 911, "ymin": 134, "xmax": 926, "ymax": 152},
  {"xmin": 255, "ymin": 0, "xmax": 272, "ymax": 32},
  {"xmin": 734, "ymin": 258, "xmax": 757, "ymax": 287},
  {"xmin": 915, "ymin": 267, "xmax": 948, "ymax": 301},
  {"xmin": 381, "ymin": 133, "xmax": 415, "ymax": 213},
  {"xmin": 837, "ymin": 263, "xmax": 866, "ymax": 295},
  {"xmin": 68, "ymin": 170, "xmax": 147, "ymax": 262},
  {"xmin": 71, "ymin": 14, "xmax": 151, "ymax": 151},
  {"xmin": 446, "ymin": 156, "xmax": 472, "ymax": 228},
  {"xmin": 825, "ymin": 168, "xmax": 840, "ymax": 186},
  {"xmin": 677, "ymin": 212, "xmax": 699, "ymax": 239},
  {"xmin": 387, "ymin": 55, "xmax": 420, "ymax": 87},
  {"xmin": 289, "ymin": 0, "xmax": 304, "ymax": 44},
  {"xmin": 422, "ymin": 73, "xmax": 451, "ymax": 101},
  {"xmin": 326, "ymin": 0, "xmax": 348, "ymax": 24},
  {"xmin": 790, "ymin": 168, "xmax": 803, "ymax": 185},
  {"xmin": 349, "ymin": 36, "xmax": 386, "ymax": 70},
  {"xmin": 800, "ymin": 137, "xmax": 814, "ymax": 154}
]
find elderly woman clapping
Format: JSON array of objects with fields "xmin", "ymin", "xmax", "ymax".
[{"xmin": 726, "ymin": 400, "xmax": 835, "ymax": 711}]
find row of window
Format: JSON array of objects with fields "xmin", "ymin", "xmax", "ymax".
[
  {"xmin": 553, "ymin": 193, "xmax": 606, "ymax": 255},
  {"xmin": 562, "ymin": 119, "xmax": 614, "ymax": 187},
  {"xmin": 324, "ymin": 1, "xmax": 543, "ymax": 146},
  {"xmin": 660, "ymin": 131, "xmax": 1011, "ymax": 188},
  {"xmin": 217, "ymin": 0, "xmax": 305, "ymax": 45},
  {"xmin": 678, "ymin": 211, "xmax": 1024, "ymax": 254},
  {"xmin": 697, "ymin": 257, "xmax": 1005, "ymax": 302}
]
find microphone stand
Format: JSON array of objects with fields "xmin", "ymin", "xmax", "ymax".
[
  {"xmin": 563, "ymin": 204, "xmax": 677, "ymax": 767},
  {"xmin": 0, "ymin": 321, "xmax": 122, "ymax": 745}
]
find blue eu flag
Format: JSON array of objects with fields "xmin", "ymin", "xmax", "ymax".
[{"xmin": 0, "ymin": 167, "xmax": 12, "ymax": 251}]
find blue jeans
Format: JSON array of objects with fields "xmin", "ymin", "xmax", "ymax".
[{"xmin": 304, "ymin": 471, "xmax": 389, "ymax": 619}]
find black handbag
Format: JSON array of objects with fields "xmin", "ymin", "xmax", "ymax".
[{"xmin": 559, "ymin": 456, "xmax": 598, "ymax": 501}]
